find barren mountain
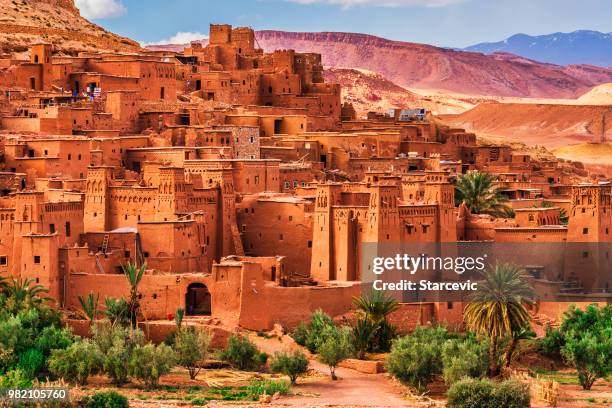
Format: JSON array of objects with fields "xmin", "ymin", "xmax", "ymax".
[
  {"xmin": 0, "ymin": 0, "xmax": 141, "ymax": 55},
  {"xmin": 255, "ymin": 31, "xmax": 612, "ymax": 98},
  {"xmin": 323, "ymin": 68, "xmax": 474, "ymax": 116}
]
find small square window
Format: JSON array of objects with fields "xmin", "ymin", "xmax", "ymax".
[
  {"xmin": 34, "ymin": 256, "xmax": 41, "ymax": 264},
  {"xmin": 0, "ymin": 256, "xmax": 7, "ymax": 265}
]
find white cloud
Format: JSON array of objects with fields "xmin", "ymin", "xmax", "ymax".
[
  {"xmin": 142, "ymin": 32, "xmax": 208, "ymax": 46},
  {"xmin": 285, "ymin": 0, "xmax": 466, "ymax": 7},
  {"xmin": 75, "ymin": 0, "xmax": 127, "ymax": 19}
]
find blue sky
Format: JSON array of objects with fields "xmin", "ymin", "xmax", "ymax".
[{"xmin": 76, "ymin": 0, "xmax": 612, "ymax": 48}]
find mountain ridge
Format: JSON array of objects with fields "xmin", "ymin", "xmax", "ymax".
[{"xmin": 465, "ymin": 30, "xmax": 612, "ymax": 67}]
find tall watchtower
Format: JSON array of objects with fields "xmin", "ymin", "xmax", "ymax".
[{"xmin": 84, "ymin": 167, "xmax": 113, "ymax": 232}]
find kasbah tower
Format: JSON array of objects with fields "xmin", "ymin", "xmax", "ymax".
[{"xmin": 0, "ymin": 5, "xmax": 610, "ymax": 341}]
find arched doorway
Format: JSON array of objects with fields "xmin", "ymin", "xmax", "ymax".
[{"xmin": 185, "ymin": 283, "xmax": 211, "ymax": 316}]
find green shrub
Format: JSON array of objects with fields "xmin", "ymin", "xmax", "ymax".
[
  {"xmin": 291, "ymin": 321, "xmax": 309, "ymax": 346},
  {"xmin": 562, "ymin": 331, "xmax": 611, "ymax": 390},
  {"xmin": 305, "ymin": 310, "xmax": 335, "ymax": 353},
  {"xmin": 174, "ymin": 326, "xmax": 211, "ymax": 379},
  {"xmin": 219, "ymin": 335, "xmax": 259, "ymax": 370},
  {"xmin": 35, "ymin": 326, "xmax": 74, "ymax": 357},
  {"xmin": 17, "ymin": 348, "xmax": 44, "ymax": 378},
  {"xmin": 386, "ymin": 326, "xmax": 447, "ymax": 392},
  {"xmin": 558, "ymin": 304, "xmax": 612, "ymax": 390},
  {"xmin": 257, "ymin": 351, "xmax": 269, "ymax": 366},
  {"xmin": 269, "ymin": 350, "xmax": 309, "ymax": 384},
  {"xmin": 94, "ymin": 325, "xmax": 145, "ymax": 385},
  {"xmin": 48, "ymin": 339, "xmax": 103, "ymax": 385},
  {"xmin": 317, "ymin": 325, "xmax": 352, "ymax": 380},
  {"xmin": 246, "ymin": 379, "xmax": 290, "ymax": 400},
  {"xmin": 441, "ymin": 336, "xmax": 489, "ymax": 385},
  {"xmin": 447, "ymin": 377, "xmax": 495, "ymax": 408},
  {"xmin": 82, "ymin": 390, "xmax": 129, "ymax": 408},
  {"xmin": 128, "ymin": 343, "xmax": 175, "ymax": 388},
  {"xmin": 539, "ymin": 323, "xmax": 564, "ymax": 356},
  {"xmin": 0, "ymin": 368, "xmax": 33, "ymax": 388},
  {"xmin": 493, "ymin": 379, "xmax": 531, "ymax": 407},
  {"xmin": 447, "ymin": 378, "xmax": 530, "ymax": 408}
]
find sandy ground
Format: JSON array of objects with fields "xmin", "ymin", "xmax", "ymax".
[{"xmin": 246, "ymin": 333, "xmax": 416, "ymax": 407}]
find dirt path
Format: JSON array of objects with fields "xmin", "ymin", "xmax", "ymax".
[{"xmin": 247, "ymin": 333, "xmax": 416, "ymax": 407}]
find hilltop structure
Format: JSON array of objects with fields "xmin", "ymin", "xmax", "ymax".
[{"xmin": 0, "ymin": 24, "xmax": 609, "ymax": 337}]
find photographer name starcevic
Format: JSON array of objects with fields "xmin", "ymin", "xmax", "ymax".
[{"xmin": 372, "ymin": 279, "xmax": 478, "ymax": 291}]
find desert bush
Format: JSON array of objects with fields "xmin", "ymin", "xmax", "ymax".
[
  {"xmin": 35, "ymin": 326, "xmax": 74, "ymax": 358},
  {"xmin": 291, "ymin": 309, "xmax": 335, "ymax": 353},
  {"xmin": 558, "ymin": 304, "xmax": 611, "ymax": 390},
  {"xmin": 562, "ymin": 331, "xmax": 611, "ymax": 391},
  {"xmin": 493, "ymin": 379, "xmax": 531, "ymax": 407},
  {"xmin": 447, "ymin": 377, "xmax": 530, "ymax": 408},
  {"xmin": 246, "ymin": 379, "xmax": 290, "ymax": 400},
  {"xmin": 81, "ymin": 390, "xmax": 129, "ymax": 408},
  {"xmin": 17, "ymin": 348, "xmax": 44, "ymax": 378},
  {"xmin": 48, "ymin": 339, "xmax": 103, "ymax": 385},
  {"xmin": 219, "ymin": 335, "xmax": 259, "ymax": 370},
  {"xmin": 0, "ymin": 368, "xmax": 33, "ymax": 388},
  {"xmin": 174, "ymin": 326, "xmax": 211, "ymax": 379},
  {"xmin": 386, "ymin": 326, "xmax": 447, "ymax": 392},
  {"xmin": 269, "ymin": 350, "xmax": 309, "ymax": 384},
  {"xmin": 317, "ymin": 325, "xmax": 353, "ymax": 380},
  {"xmin": 257, "ymin": 351, "xmax": 269, "ymax": 366},
  {"xmin": 441, "ymin": 336, "xmax": 489, "ymax": 385},
  {"xmin": 128, "ymin": 343, "xmax": 176, "ymax": 388},
  {"xmin": 539, "ymin": 323, "xmax": 564, "ymax": 356},
  {"xmin": 93, "ymin": 325, "xmax": 145, "ymax": 385},
  {"xmin": 291, "ymin": 321, "xmax": 309, "ymax": 346},
  {"xmin": 447, "ymin": 377, "xmax": 495, "ymax": 408},
  {"xmin": 306, "ymin": 309, "xmax": 335, "ymax": 353}
]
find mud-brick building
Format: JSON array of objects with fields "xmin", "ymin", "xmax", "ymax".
[{"xmin": 179, "ymin": 24, "xmax": 341, "ymax": 126}]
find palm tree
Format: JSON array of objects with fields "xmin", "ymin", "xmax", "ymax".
[
  {"xmin": 463, "ymin": 263, "xmax": 534, "ymax": 376},
  {"xmin": 504, "ymin": 327, "xmax": 535, "ymax": 368},
  {"xmin": 455, "ymin": 171, "xmax": 511, "ymax": 217},
  {"xmin": 78, "ymin": 292, "xmax": 99, "ymax": 326},
  {"xmin": 353, "ymin": 290, "xmax": 400, "ymax": 325},
  {"xmin": 104, "ymin": 296, "xmax": 130, "ymax": 327},
  {"xmin": 4, "ymin": 278, "xmax": 49, "ymax": 313},
  {"xmin": 175, "ymin": 307, "xmax": 185, "ymax": 331},
  {"xmin": 122, "ymin": 261, "xmax": 146, "ymax": 328},
  {"xmin": 352, "ymin": 318, "xmax": 378, "ymax": 359}
]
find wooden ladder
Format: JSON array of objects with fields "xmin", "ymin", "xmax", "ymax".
[{"xmin": 101, "ymin": 233, "xmax": 110, "ymax": 254}]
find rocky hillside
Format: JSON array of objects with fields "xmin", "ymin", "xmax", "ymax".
[
  {"xmin": 254, "ymin": 31, "xmax": 612, "ymax": 99},
  {"xmin": 0, "ymin": 0, "xmax": 140, "ymax": 55}
]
